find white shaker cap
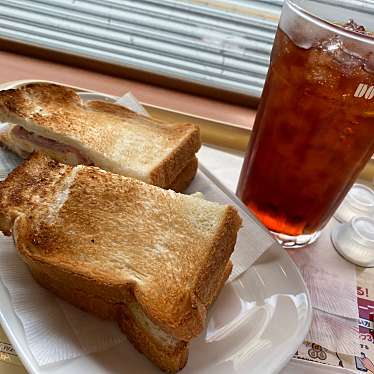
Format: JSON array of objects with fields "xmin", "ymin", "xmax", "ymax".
[
  {"xmin": 331, "ymin": 217, "xmax": 374, "ymax": 267},
  {"xmin": 334, "ymin": 184, "xmax": 374, "ymax": 223}
]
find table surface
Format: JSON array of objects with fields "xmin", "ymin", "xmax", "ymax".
[{"xmin": 0, "ymin": 50, "xmax": 373, "ymax": 374}]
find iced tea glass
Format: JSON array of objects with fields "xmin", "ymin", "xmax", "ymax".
[{"xmin": 237, "ymin": 0, "xmax": 374, "ymax": 248}]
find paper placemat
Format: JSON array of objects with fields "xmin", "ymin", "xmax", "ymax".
[{"xmin": 294, "ymin": 268, "xmax": 374, "ymax": 373}]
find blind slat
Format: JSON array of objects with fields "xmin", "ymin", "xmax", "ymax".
[{"xmin": 1, "ymin": 0, "xmax": 279, "ymax": 97}]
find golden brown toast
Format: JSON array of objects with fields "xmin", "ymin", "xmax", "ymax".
[
  {"xmin": 167, "ymin": 157, "xmax": 198, "ymax": 192},
  {"xmin": 0, "ymin": 83, "xmax": 201, "ymax": 188},
  {"xmin": 31, "ymin": 259, "xmax": 232, "ymax": 373},
  {"xmin": 0, "ymin": 125, "xmax": 197, "ymax": 193},
  {"xmin": 0, "ymin": 153, "xmax": 241, "ymax": 371}
]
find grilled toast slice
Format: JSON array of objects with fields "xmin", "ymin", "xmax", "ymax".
[
  {"xmin": 0, "ymin": 153, "xmax": 241, "ymax": 371},
  {"xmin": 0, "ymin": 83, "xmax": 201, "ymax": 188},
  {"xmin": 31, "ymin": 259, "xmax": 232, "ymax": 373},
  {"xmin": 0, "ymin": 124, "xmax": 197, "ymax": 193}
]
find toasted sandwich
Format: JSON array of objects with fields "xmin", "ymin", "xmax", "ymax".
[
  {"xmin": 0, "ymin": 153, "xmax": 241, "ymax": 372},
  {"xmin": 0, "ymin": 83, "xmax": 200, "ymax": 191}
]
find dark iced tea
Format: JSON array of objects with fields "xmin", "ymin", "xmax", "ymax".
[{"xmin": 237, "ymin": 24, "xmax": 374, "ymax": 241}]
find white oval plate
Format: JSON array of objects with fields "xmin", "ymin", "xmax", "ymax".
[{"xmin": 0, "ymin": 82, "xmax": 312, "ymax": 374}]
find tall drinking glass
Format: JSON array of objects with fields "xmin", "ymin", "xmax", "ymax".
[{"xmin": 237, "ymin": 0, "xmax": 374, "ymax": 248}]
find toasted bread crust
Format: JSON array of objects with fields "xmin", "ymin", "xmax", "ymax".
[
  {"xmin": 148, "ymin": 124, "xmax": 200, "ymax": 188},
  {"xmin": 2, "ymin": 153, "xmax": 242, "ymax": 342},
  {"xmin": 194, "ymin": 206, "xmax": 240, "ymax": 306},
  {"xmin": 0, "ymin": 153, "xmax": 70, "ymax": 235},
  {"xmin": 0, "ymin": 133, "xmax": 198, "ymax": 192},
  {"xmin": 0, "ymin": 83, "xmax": 201, "ymax": 187},
  {"xmin": 28, "ymin": 258, "xmax": 232, "ymax": 373},
  {"xmin": 86, "ymin": 100, "xmax": 201, "ymax": 188},
  {"xmin": 167, "ymin": 157, "xmax": 198, "ymax": 192}
]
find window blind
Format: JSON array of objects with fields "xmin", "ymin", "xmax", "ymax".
[
  {"xmin": 1, "ymin": 1, "xmax": 372, "ymax": 97},
  {"xmin": 0, "ymin": 0, "xmax": 281, "ymax": 97}
]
